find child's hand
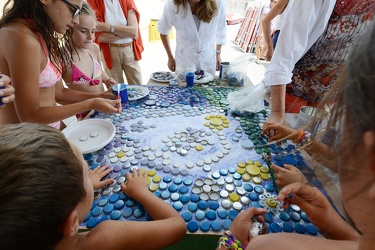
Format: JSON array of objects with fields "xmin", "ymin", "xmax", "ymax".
[
  {"xmin": 262, "ymin": 122, "xmax": 296, "ymax": 142},
  {"xmin": 0, "ymin": 74, "xmax": 15, "ymax": 108},
  {"xmin": 228, "ymin": 207, "xmax": 267, "ymax": 246},
  {"xmin": 271, "ymin": 164, "xmax": 308, "ymax": 188},
  {"xmin": 91, "ymin": 98, "xmax": 119, "ymax": 114},
  {"xmin": 104, "ymin": 78, "xmax": 117, "ymax": 89},
  {"xmin": 100, "ymin": 88, "xmax": 117, "ymax": 99},
  {"xmin": 121, "ymin": 169, "xmax": 149, "ymax": 198},
  {"xmin": 89, "ymin": 165, "xmax": 114, "ymax": 190}
]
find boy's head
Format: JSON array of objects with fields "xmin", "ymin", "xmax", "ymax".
[{"xmin": 0, "ymin": 123, "xmax": 87, "ymax": 250}]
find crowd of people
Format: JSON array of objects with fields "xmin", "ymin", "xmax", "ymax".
[{"xmin": 0, "ymin": 0, "xmax": 374, "ymax": 249}]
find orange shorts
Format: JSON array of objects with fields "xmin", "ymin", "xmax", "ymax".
[{"xmin": 285, "ymin": 93, "xmax": 319, "ymax": 113}]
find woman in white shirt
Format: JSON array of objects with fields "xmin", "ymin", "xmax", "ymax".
[{"xmin": 158, "ymin": 0, "xmax": 227, "ymax": 76}]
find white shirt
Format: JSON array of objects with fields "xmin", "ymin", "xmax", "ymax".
[
  {"xmin": 158, "ymin": 0, "xmax": 227, "ymax": 75},
  {"xmin": 104, "ymin": 0, "xmax": 133, "ymax": 44},
  {"xmin": 262, "ymin": 0, "xmax": 336, "ymax": 86}
]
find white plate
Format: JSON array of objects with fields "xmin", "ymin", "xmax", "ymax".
[
  {"xmin": 150, "ymin": 71, "xmax": 177, "ymax": 83},
  {"xmin": 62, "ymin": 119, "xmax": 116, "ymax": 154},
  {"xmin": 127, "ymin": 85, "xmax": 150, "ymax": 101}
]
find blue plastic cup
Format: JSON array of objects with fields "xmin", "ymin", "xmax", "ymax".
[
  {"xmin": 112, "ymin": 84, "xmax": 128, "ymax": 103},
  {"xmin": 185, "ymin": 72, "xmax": 195, "ymax": 87}
]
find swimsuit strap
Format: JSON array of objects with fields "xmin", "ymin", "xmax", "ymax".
[{"xmin": 25, "ymin": 18, "xmax": 48, "ymax": 57}]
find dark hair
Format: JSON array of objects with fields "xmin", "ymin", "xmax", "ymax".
[
  {"xmin": 0, "ymin": 0, "xmax": 73, "ymax": 75},
  {"xmin": 173, "ymin": 0, "xmax": 217, "ymax": 23},
  {"xmin": 319, "ymin": 21, "xmax": 375, "ymax": 174},
  {"xmin": 0, "ymin": 123, "xmax": 86, "ymax": 250}
]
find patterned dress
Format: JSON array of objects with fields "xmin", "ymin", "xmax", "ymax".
[{"xmin": 287, "ymin": 0, "xmax": 375, "ymax": 103}]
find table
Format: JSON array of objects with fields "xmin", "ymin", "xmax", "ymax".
[{"xmin": 80, "ymin": 84, "xmax": 335, "ymax": 237}]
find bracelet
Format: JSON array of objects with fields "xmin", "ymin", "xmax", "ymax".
[
  {"xmin": 295, "ymin": 131, "xmax": 312, "ymax": 146},
  {"xmin": 218, "ymin": 230, "xmax": 245, "ymax": 250},
  {"xmin": 293, "ymin": 129, "xmax": 304, "ymax": 144},
  {"xmin": 216, "ymin": 49, "xmax": 221, "ymax": 54}
]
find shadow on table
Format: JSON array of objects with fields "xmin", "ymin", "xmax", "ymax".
[{"xmin": 163, "ymin": 234, "xmax": 220, "ymax": 250}]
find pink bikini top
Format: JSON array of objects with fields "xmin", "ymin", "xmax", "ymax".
[{"xmin": 69, "ymin": 52, "xmax": 102, "ymax": 86}]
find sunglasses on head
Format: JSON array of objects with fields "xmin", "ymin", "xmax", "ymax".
[{"xmin": 60, "ymin": 0, "xmax": 81, "ymax": 18}]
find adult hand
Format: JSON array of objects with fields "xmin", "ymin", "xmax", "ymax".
[
  {"xmin": 167, "ymin": 57, "xmax": 176, "ymax": 72},
  {"xmin": 229, "ymin": 207, "xmax": 267, "ymax": 246},
  {"xmin": 216, "ymin": 54, "xmax": 222, "ymax": 71},
  {"xmin": 0, "ymin": 74, "xmax": 15, "ymax": 108},
  {"xmin": 264, "ymin": 45, "xmax": 274, "ymax": 61},
  {"xmin": 121, "ymin": 169, "xmax": 149, "ymax": 198},
  {"xmin": 92, "ymin": 98, "xmax": 120, "ymax": 114},
  {"xmin": 262, "ymin": 122, "xmax": 296, "ymax": 142},
  {"xmin": 89, "ymin": 165, "xmax": 114, "ymax": 190},
  {"xmin": 271, "ymin": 164, "xmax": 307, "ymax": 188}
]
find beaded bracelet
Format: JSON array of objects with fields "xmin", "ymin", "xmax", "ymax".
[
  {"xmin": 293, "ymin": 129, "xmax": 304, "ymax": 144},
  {"xmin": 295, "ymin": 131, "xmax": 312, "ymax": 146},
  {"xmin": 218, "ymin": 230, "xmax": 245, "ymax": 250}
]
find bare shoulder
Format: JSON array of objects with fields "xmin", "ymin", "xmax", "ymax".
[
  {"xmin": 90, "ymin": 43, "xmax": 101, "ymax": 59},
  {"xmin": 0, "ymin": 21, "xmax": 42, "ymax": 61}
]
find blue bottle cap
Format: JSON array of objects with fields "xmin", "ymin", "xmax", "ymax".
[
  {"xmin": 228, "ymin": 210, "xmax": 239, "ymax": 220},
  {"xmin": 195, "ymin": 210, "xmax": 205, "ymax": 220},
  {"xmin": 208, "ymin": 201, "xmax": 220, "ymax": 210},
  {"xmin": 190, "ymin": 193, "xmax": 200, "ymax": 203},
  {"xmin": 222, "ymin": 219, "xmax": 232, "ymax": 230},
  {"xmin": 270, "ymin": 222, "xmax": 282, "ymax": 233},
  {"xmin": 91, "ymin": 206, "xmax": 103, "ymax": 217},
  {"xmin": 279, "ymin": 211, "xmax": 290, "ymax": 221},
  {"xmin": 110, "ymin": 210, "xmax": 121, "ymax": 220},
  {"xmin": 103, "ymin": 203, "xmax": 114, "ymax": 213},
  {"xmin": 173, "ymin": 201, "xmax": 183, "ymax": 211},
  {"xmin": 86, "ymin": 217, "xmax": 98, "ymax": 229},
  {"xmin": 282, "ymin": 222, "xmax": 293, "ymax": 232},
  {"xmin": 200, "ymin": 220, "xmax": 211, "ymax": 232},
  {"xmin": 211, "ymin": 220, "xmax": 222, "ymax": 232},
  {"xmin": 198, "ymin": 200, "xmax": 209, "ymax": 210},
  {"xmin": 290, "ymin": 212, "xmax": 301, "ymax": 222},
  {"xmin": 305, "ymin": 223, "xmax": 318, "ymax": 235},
  {"xmin": 109, "ymin": 193, "xmax": 120, "ymax": 203},
  {"xmin": 264, "ymin": 212, "xmax": 273, "ymax": 223},
  {"xmin": 205, "ymin": 210, "xmax": 217, "ymax": 220},
  {"xmin": 121, "ymin": 207, "xmax": 133, "ymax": 218},
  {"xmin": 178, "ymin": 186, "xmax": 189, "ymax": 194},
  {"xmin": 254, "ymin": 186, "xmax": 264, "ymax": 194},
  {"xmin": 244, "ymin": 183, "xmax": 253, "ymax": 192},
  {"xmin": 181, "ymin": 211, "xmax": 193, "ymax": 222},
  {"xmin": 187, "ymin": 220, "xmax": 199, "ymax": 232},
  {"xmin": 180, "ymin": 194, "xmax": 190, "ymax": 203},
  {"xmin": 248, "ymin": 192, "xmax": 259, "ymax": 201},
  {"xmin": 168, "ymin": 184, "xmax": 178, "ymax": 192},
  {"xmin": 134, "ymin": 208, "xmax": 145, "ymax": 218},
  {"xmin": 217, "ymin": 209, "xmax": 227, "ymax": 219},
  {"xmin": 294, "ymin": 223, "xmax": 305, "ymax": 234},
  {"xmin": 187, "ymin": 203, "xmax": 198, "ymax": 212}
]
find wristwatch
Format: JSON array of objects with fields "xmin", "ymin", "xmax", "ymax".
[
  {"xmin": 215, "ymin": 50, "xmax": 221, "ymax": 54},
  {"xmin": 110, "ymin": 25, "xmax": 115, "ymax": 33}
]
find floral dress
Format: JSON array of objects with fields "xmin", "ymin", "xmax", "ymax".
[{"xmin": 287, "ymin": 0, "xmax": 375, "ymax": 103}]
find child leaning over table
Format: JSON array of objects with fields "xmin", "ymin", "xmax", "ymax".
[
  {"xmin": 0, "ymin": 123, "xmax": 186, "ymax": 250},
  {"xmin": 62, "ymin": 2, "xmax": 117, "ymax": 119},
  {"xmin": 216, "ymin": 20, "xmax": 375, "ymax": 250}
]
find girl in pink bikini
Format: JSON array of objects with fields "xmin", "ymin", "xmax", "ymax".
[
  {"xmin": 0, "ymin": 0, "xmax": 119, "ymax": 130},
  {"xmin": 63, "ymin": 2, "xmax": 117, "ymax": 119}
]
